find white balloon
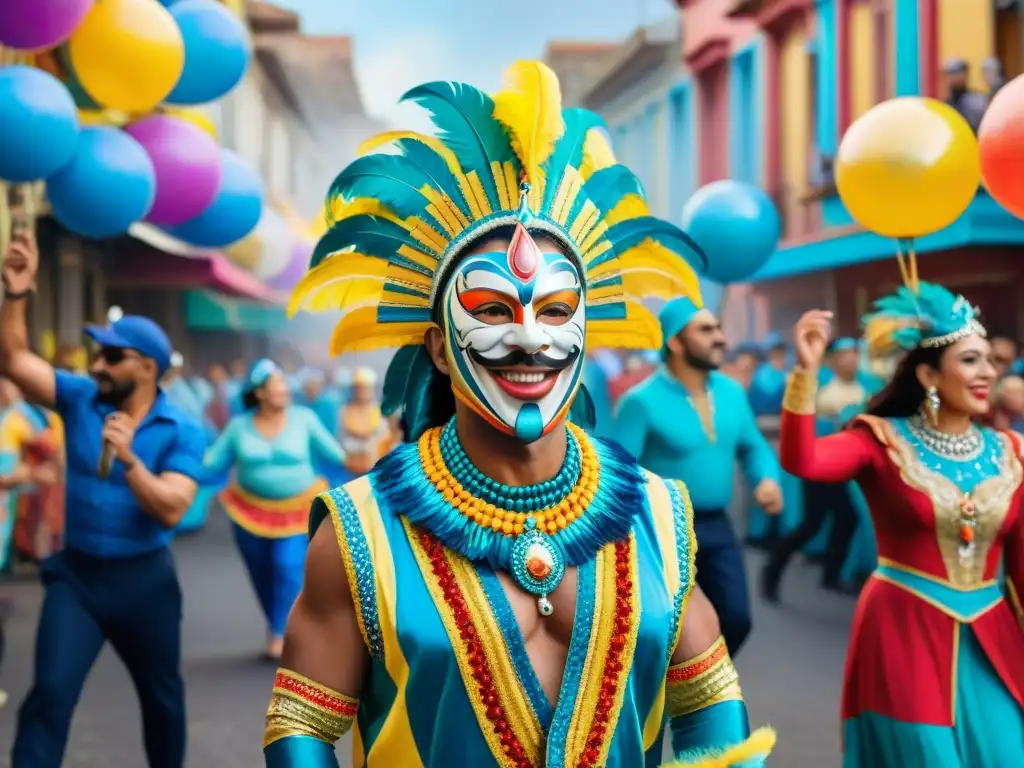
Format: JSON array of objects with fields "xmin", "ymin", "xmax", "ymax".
[{"xmin": 252, "ymin": 207, "xmax": 294, "ymax": 280}]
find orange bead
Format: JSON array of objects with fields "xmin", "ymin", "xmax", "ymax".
[
  {"xmin": 556, "ymin": 515, "xmax": 567, "ymax": 528},
  {"xmin": 546, "ymin": 521, "xmax": 558, "ymax": 534},
  {"xmin": 513, "ymin": 523, "xmax": 524, "ymax": 535},
  {"xmin": 960, "ymin": 525, "xmax": 975, "ymax": 543},
  {"xmin": 480, "ymin": 515, "xmax": 492, "ymax": 528},
  {"xmin": 501, "ymin": 521, "xmax": 514, "ymax": 535},
  {"xmin": 490, "ymin": 517, "xmax": 504, "ymax": 531}
]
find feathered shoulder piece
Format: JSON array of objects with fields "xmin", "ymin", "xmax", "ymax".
[
  {"xmin": 862, "ymin": 281, "xmax": 986, "ymax": 352},
  {"xmin": 288, "ymin": 60, "xmax": 707, "ymax": 356}
]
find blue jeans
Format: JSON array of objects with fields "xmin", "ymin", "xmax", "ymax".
[
  {"xmin": 13, "ymin": 548, "xmax": 185, "ymax": 768},
  {"xmin": 232, "ymin": 524, "xmax": 307, "ymax": 638}
]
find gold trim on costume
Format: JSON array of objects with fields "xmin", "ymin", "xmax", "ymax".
[
  {"xmin": 863, "ymin": 418, "xmax": 1021, "ymax": 587},
  {"xmin": 782, "ymin": 367, "xmax": 818, "ymax": 415},
  {"xmin": 665, "ymin": 636, "xmax": 742, "ymax": 718},
  {"xmin": 264, "ymin": 669, "xmax": 359, "ymax": 748},
  {"xmin": 870, "ymin": 572, "xmax": 1001, "ymax": 623},
  {"xmin": 1007, "ymin": 580, "xmax": 1024, "ymax": 628}
]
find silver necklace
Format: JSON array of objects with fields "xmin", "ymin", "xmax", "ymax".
[{"xmin": 906, "ymin": 412, "xmax": 983, "ymax": 462}]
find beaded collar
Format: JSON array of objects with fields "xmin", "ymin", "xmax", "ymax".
[{"xmin": 372, "ymin": 419, "xmax": 646, "ymax": 615}]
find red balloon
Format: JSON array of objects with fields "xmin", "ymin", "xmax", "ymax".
[{"xmin": 979, "ymin": 74, "xmax": 1024, "ymax": 219}]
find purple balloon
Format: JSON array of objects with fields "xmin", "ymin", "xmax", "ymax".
[
  {"xmin": 125, "ymin": 115, "xmax": 221, "ymax": 227},
  {"xmin": 0, "ymin": 0, "xmax": 94, "ymax": 51},
  {"xmin": 266, "ymin": 239, "xmax": 313, "ymax": 291}
]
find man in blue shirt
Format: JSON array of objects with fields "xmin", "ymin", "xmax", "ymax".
[
  {"xmin": 1, "ymin": 230, "xmax": 204, "ymax": 768},
  {"xmin": 613, "ymin": 296, "xmax": 782, "ymax": 654}
]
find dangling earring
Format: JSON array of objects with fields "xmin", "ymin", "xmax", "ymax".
[{"xmin": 925, "ymin": 386, "xmax": 940, "ymax": 427}]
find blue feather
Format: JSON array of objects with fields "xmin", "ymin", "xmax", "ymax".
[
  {"xmin": 568, "ymin": 383, "xmax": 596, "ymax": 430},
  {"xmin": 401, "ymin": 81, "xmax": 518, "ymax": 210},
  {"xmin": 582, "ymin": 165, "xmax": 646, "ymax": 215},
  {"xmin": 540, "ymin": 108, "xmax": 606, "ymax": 215},
  {"xmin": 312, "ymin": 215, "xmax": 436, "ymax": 273},
  {"xmin": 862, "ymin": 281, "xmax": 979, "ymax": 350},
  {"xmin": 601, "ymin": 216, "xmax": 708, "ymax": 273},
  {"xmin": 327, "ymin": 154, "xmax": 451, "ymax": 233},
  {"xmin": 382, "ymin": 345, "xmax": 420, "ymax": 415},
  {"xmin": 394, "ymin": 139, "xmax": 473, "ymax": 213}
]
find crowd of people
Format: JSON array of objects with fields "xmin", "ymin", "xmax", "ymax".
[{"xmin": 1, "ymin": 58, "xmax": 1023, "ymax": 768}]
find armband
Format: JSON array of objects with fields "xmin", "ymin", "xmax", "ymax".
[
  {"xmin": 782, "ymin": 367, "xmax": 818, "ymax": 415},
  {"xmin": 666, "ymin": 635, "xmax": 742, "ymax": 717},
  {"xmin": 263, "ymin": 669, "xmax": 359, "ymax": 748}
]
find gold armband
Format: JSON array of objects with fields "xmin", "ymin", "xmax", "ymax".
[
  {"xmin": 782, "ymin": 367, "xmax": 818, "ymax": 415},
  {"xmin": 665, "ymin": 636, "xmax": 743, "ymax": 717},
  {"xmin": 263, "ymin": 669, "xmax": 359, "ymax": 748}
]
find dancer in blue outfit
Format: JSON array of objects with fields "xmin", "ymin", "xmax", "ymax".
[
  {"xmin": 614, "ymin": 296, "xmax": 783, "ymax": 654},
  {"xmin": 203, "ymin": 359, "xmax": 345, "ymax": 659}
]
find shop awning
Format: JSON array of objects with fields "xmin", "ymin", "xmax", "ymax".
[
  {"xmin": 113, "ymin": 224, "xmax": 277, "ymax": 301},
  {"xmin": 184, "ymin": 289, "xmax": 287, "ymax": 332}
]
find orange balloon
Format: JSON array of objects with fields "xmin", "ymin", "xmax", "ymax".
[{"xmin": 979, "ymin": 73, "xmax": 1024, "ymax": 219}]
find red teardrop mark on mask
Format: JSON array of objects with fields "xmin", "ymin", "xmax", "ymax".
[{"xmin": 507, "ymin": 223, "xmax": 540, "ymax": 281}]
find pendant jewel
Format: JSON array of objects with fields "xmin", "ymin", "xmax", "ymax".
[
  {"xmin": 957, "ymin": 493, "xmax": 978, "ymax": 561},
  {"xmin": 510, "ymin": 517, "xmax": 565, "ymax": 616}
]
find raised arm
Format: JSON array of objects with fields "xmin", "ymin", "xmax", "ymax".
[
  {"xmin": 119, "ymin": 416, "xmax": 204, "ymax": 527},
  {"xmin": 203, "ymin": 416, "xmax": 241, "ymax": 475},
  {"xmin": 264, "ymin": 504, "xmax": 370, "ymax": 767},
  {"xmin": 661, "ymin": 587, "xmax": 775, "ymax": 767},
  {"xmin": 1, "ymin": 231, "xmax": 56, "ymax": 407},
  {"xmin": 779, "ymin": 311, "xmax": 879, "ymax": 484}
]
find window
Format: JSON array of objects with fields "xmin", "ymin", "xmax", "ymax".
[
  {"xmin": 996, "ymin": 1, "xmax": 1022, "ymax": 79},
  {"xmin": 731, "ymin": 48, "xmax": 757, "ymax": 185},
  {"xmin": 697, "ymin": 61, "xmax": 729, "ymax": 185},
  {"xmin": 668, "ymin": 84, "xmax": 695, "ymax": 220}
]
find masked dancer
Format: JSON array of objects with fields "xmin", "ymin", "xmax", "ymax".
[
  {"xmin": 263, "ymin": 61, "xmax": 775, "ymax": 767},
  {"xmin": 780, "ymin": 282, "xmax": 1024, "ymax": 766},
  {"xmin": 614, "ymin": 297, "xmax": 782, "ymax": 654},
  {"xmin": 204, "ymin": 359, "xmax": 346, "ymax": 660}
]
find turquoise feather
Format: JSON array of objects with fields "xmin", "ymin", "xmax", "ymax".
[
  {"xmin": 863, "ymin": 281, "xmax": 980, "ymax": 351},
  {"xmin": 568, "ymin": 383, "xmax": 596, "ymax": 430},
  {"xmin": 582, "ymin": 165, "xmax": 646, "ymax": 215},
  {"xmin": 311, "ymin": 215, "xmax": 436, "ymax": 273},
  {"xmin": 393, "ymin": 138, "xmax": 473, "ymax": 214},
  {"xmin": 401, "ymin": 346, "xmax": 447, "ymax": 440},
  {"xmin": 540, "ymin": 108, "xmax": 606, "ymax": 215},
  {"xmin": 585, "ymin": 301, "xmax": 628, "ymax": 321},
  {"xmin": 382, "ymin": 345, "xmax": 420, "ymax": 416},
  {"xmin": 600, "ymin": 217, "xmax": 708, "ymax": 272},
  {"xmin": 401, "ymin": 81, "xmax": 518, "ymax": 210},
  {"xmin": 327, "ymin": 154, "xmax": 451, "ymax": 233}
]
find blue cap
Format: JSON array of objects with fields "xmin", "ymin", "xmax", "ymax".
[
  {"xmin": 659, "ymin": 297, "xmax": 702, "ymax": 342},
  {"xmin": 244, "ymin": 358, "xmax": 280, "ymax": 395},
  {"xmin": 830, "ymin": 337, "xmax": 859, "ymax": 353},
  {"xmin": 85, "ymin": 316, "xmax": 173, "ymax": 374},
  {"xmin": 761, "ymin": 331, "xmax": 788, "ymax": 351}
]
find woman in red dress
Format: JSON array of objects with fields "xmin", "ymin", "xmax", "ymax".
[{"xmin": 779, "ymin": 282, "xmax": 1024, "ymax": 766}]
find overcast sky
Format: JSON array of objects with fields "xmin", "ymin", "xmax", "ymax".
[{"xmin": 270, "ymin": 0, "xmax": 673, "ymax": 130}]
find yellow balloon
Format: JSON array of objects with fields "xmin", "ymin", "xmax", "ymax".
[
  {"xmin": 163, "ymin": 108, "xmax": 218, "ymax": 140},
  {"xmin": 77, "ymin": 109, "xmax": 132, "ymax": 127},
  {"xmin": 68, "ymin": 0, "xmax": 184, "ymax": 113},
  {"xmin": 835, "ymin": 97, "xmax": 980, "ymax": 239}
]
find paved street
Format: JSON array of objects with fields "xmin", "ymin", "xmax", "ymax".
[{"xmin": 0, "ymin": 512, "xmax": 854, "ymax": 767}]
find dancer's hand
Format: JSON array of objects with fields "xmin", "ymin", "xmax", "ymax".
[
  {"xmin": 754, "ymin": 479, "xmax": 783, "ymax": 515},
  {"xmin": 793, "ymin": 310, "xmax": 833, "ymax": 372},
  {"xmin": 102, "ymin": 412, "xmax": 138, "ymax": 464},
  {"xmin": 1, "ymin": 228, "xmax": 38, "ymax": 297}
]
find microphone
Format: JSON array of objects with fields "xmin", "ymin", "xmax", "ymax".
[{"xmin": 98, "ymin": 440, "xmax": 115, "ymax": 479}]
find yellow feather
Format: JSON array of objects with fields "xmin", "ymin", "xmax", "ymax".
[
  {"xmin": 288, "ymin": 252, "xmax": 388, "ymax": 317},
  {"xmin": 326, "ymin": 196, "xmax": 403, "ymax": 229},
  {"xmin": 329, "ymin": 306, "xmax": 429, "ymax": 355},
  {"xmin": 659, "ymin": 727, "xmax": 776, "ymax": 768},
  {"xmin": 492, "ymin": 61, "xmax": 565, "ymax": 210},
  {"xmin": 603, "ymin": 194, "xmax": 650, "ymax": 227},
  {"xmin": 579, "ymin": 127, "xmax": 616, "ymax": 180},
  {"xmin": 586, "ymin": 302, "xmax": 664, "ymax": 349},
  {"xmin": 593, "ymin": 239, "xmax": 702, "ymax": 299}
]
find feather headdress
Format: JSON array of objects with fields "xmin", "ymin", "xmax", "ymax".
[
  {"xmin": 862, "ymin": 282, "xmax": 986, "ymax": 352},
  {"xmin": 288, "ymin": 60, "xmax": 706, "ymax": 356}
]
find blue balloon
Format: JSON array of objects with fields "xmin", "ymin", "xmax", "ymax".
[
  {"xmin": 680, "ymin": 180, "xmax": 781, "ymax": 284},
  {"xmin": 167, "ymin": 1, "xmax": 251, "ymax": 105},
  {"xmin": 0, "ymin": 66, "xmax": 79, "ymax": 183},
  {"xmin": 47, "ymin": 127, "xmax": 156, "ymax": 239},
  {"xmin": 167, "ymin": 149, "xmax": 263, "ymax": 247}
]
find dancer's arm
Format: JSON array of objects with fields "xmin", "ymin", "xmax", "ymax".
[
  {"xmin": 778, "ymin": 367, "xmax": 879, "ymax": 483},
  {"xmin": 264, "ymin": 521, "xmax": 369, "ymax": 767},
  {"xmin": 202, "ymin": 416, "xmax": 240, "ymax": 474},
  {"xmin": 661, "ymin": 587, "xmax": 775, "ymax": 767},
  {"xmin": 612, "ymin": 391, "xmax": 649, "ymax": 460},
  {"xmin": 301, "ymin": 407, "xmax": 346, "ymax": 465}
]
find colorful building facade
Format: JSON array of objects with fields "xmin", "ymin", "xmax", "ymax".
[{"xmin": 674, "ymin": 0, "xmax": 1024, "ymax": 340}]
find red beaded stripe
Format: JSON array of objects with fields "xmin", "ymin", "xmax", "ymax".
[
  {"xmin": 273, "ymin": 672, "xmax": 359, "ymax": 718},
  {"xmin": 576, "ymin": 539, "xmax": 635, "ymax": 768},
  {"xmin": 666, "ymin": 641, "xmax": 728, "ymax": 684},
  {"xmin": 421, "ymin": 532, "xmax": 534, "ymax": 768}
]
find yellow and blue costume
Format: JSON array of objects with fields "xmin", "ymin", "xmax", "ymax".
[{"xmin": 265, "ymin": 60, "xmax": 774, "ymax": 767}]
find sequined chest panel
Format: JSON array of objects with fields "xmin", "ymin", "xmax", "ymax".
[{"xmin": 867, "ymin": 416, "xmax": 1022, "ymax": 587}]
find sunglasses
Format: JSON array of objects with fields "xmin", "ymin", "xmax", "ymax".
[{"xmin": 93, "ymin": 347, "xmax": 138, "ymax": 367}]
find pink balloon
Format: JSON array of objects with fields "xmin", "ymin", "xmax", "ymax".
[
  {"xmin": 125, "ymin": 115, "xmax": 221, "ymax": 226},
  {"xmin": 0, "ymin": 0, "xmax": 94, "ymax": 51}
]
